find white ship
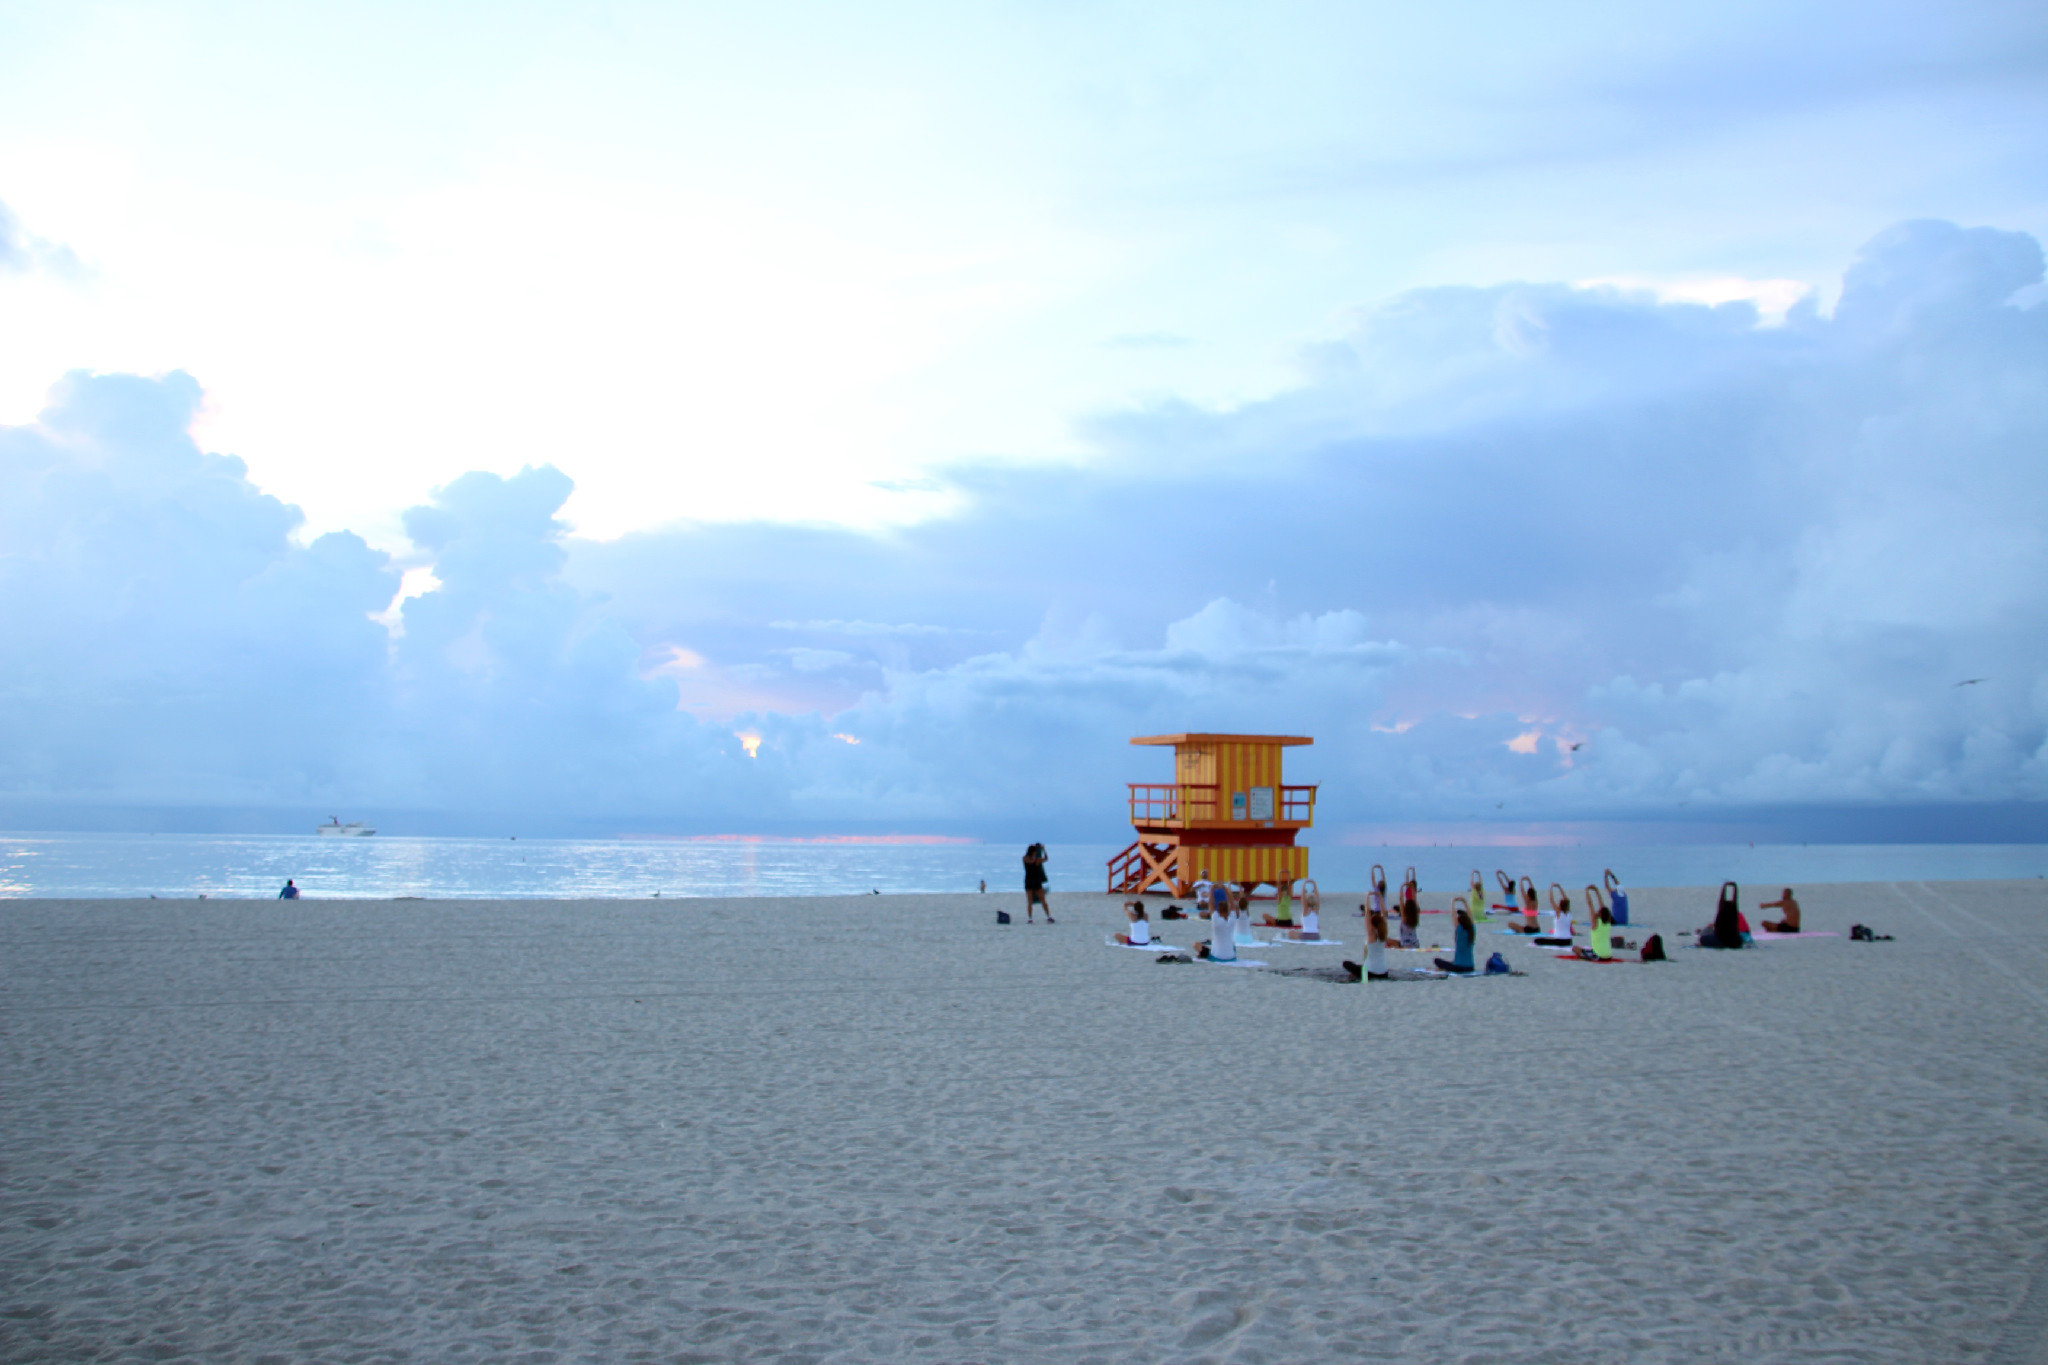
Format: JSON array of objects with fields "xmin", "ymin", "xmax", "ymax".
[{"xmin": 317, "ymin": 817, "xmax": 376, "ymax": 836}]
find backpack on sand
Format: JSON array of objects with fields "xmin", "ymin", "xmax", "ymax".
[
  {"xmin": 996, "ymin": 910, "xmax": 1011, "ymax": 924},
  {"xmin": 1640, "ymin": 933, "xmax": 1666, "ymax": 962},
  {"xmin": 1484, "ymin": 951, "xmax": 1510, "ymax": 975}
]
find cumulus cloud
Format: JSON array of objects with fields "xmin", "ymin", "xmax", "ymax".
[
  {"xmin": 3, "ymin": 220, "xmax": 2044, "ymax": 838},
  {"xmin": 576, "ymin": 219, "xmax": 2048, "ymax": 835}
]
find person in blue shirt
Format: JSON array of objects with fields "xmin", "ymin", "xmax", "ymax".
[
  {"xmin": 278, "ymin": 879, "xmax": 300, "ymax": 900},
  {"xmin": 1434, "ymin": 904, "xmax": 1476, "ymax": 974}
]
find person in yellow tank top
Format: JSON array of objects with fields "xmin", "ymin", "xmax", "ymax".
[
  {"xmin": 1590, "ymin": 905, "xmax": 1615, "ymax": 960},
  {"xmin": 1269, "ymin": 879, "xmax": 1295, "ymax": 927},
  {"xmin": 1469, "ymin": 871, "xmax": 1490, "ymax": 920}
]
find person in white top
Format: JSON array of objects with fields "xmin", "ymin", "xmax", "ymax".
[
  {"xmin": 1298, "ymin": 905, "xmax": 1320, "ymax": 940},
  {"xmin": 1230, "ymin": 884, "xmax": 1252, "ymax": 945},
  {"xmin": 1345, "ymin": 907, "xmax": 1390, "ymax": 980},
  {"xmin": 1203, "ymin": 897, "xmax": 1238, "ymax": 961},
  {"xmin": 1191, "ymin": 870, "xmax": 1213, "ymax": 911},
  {"xmin": 1114, "ymin": 902, "xmax": 1152, "ymax": 946}
]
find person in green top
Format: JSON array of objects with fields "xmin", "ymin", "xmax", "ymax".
[
  {"xmin": 1270, "ymin": 879, "xmax": 1295, "ymax": 927},
  {"xmin": 1469, "ymin": 870, "xmax": 1490, "ymax": 920},
  {"xmin": 1590, "ymin": 903, "xmax": 1615, "ymax": 960}
]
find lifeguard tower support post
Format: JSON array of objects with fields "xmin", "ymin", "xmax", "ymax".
[{"xmin": 1105, "ymin": 733, "xmax": 1316, "ymax": 896}]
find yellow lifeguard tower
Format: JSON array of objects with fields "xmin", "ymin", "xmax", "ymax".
[{"xmin": 1105, "ymin": 733, "xmax": 1317, "ymax": 896}]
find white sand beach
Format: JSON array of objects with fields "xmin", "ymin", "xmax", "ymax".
[{"xmin": 3, "ymin": 880, "xmax": 2047, "ymax": 1363}]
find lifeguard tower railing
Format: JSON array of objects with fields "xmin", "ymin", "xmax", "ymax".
[{"xmin": 1126, "ymin": 783, "xmax": 1318, "ymax": 827}]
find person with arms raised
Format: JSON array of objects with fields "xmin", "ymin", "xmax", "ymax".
[{"xmin": 1434, "ymin": 902, "xmax": 1477, "ymax": 974}]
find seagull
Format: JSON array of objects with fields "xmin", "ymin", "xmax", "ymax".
[
  {"xmin": 1495, "ymin": 802, "xmax": 1504, "ymax": 809},
  {"xmin": 1568, "ymin": 742, "xmax": 1584, "ymax": 752},
  {"xmin": 1956, "ymin": 678, "xmax": 1986, "ymax": 687}
]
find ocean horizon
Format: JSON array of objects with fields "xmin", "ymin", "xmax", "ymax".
[{"xmin": 2, "ymin": 830, "xmax": 2043, "ymax": 901}]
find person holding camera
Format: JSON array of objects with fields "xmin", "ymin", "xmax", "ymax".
[{"xmin": 1023, "ymin": 843, "xmax": 1053, "ymax": 923}]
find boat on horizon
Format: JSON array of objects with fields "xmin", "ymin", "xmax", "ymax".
[{"xmin": 317, "ymin": 817, "xmax": 376, "ymax": 837}]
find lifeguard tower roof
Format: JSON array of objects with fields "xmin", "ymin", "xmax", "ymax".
[{"xmin": 1131, "ymin": 734, "xmax": 1313, "ymax": 747}]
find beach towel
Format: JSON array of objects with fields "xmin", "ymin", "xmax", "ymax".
[
  {"xmin": 1267, "ymin": 937, "xmax": 1344, "ymax": 947},
  {"xmin": 1261, "ymin": 964, "xmax": 1356, "ymax": 983},
  {"xmin": 1755, "ymin": 930, "xmax": 1839, "ymax": 940},
  {"xmin": 1105, "ymin": 936, "xmax": 1182, "ymax": 952},
  {"xmin": 1205, "ymin": 957, "xmax": 1269, "ymax": 968}
]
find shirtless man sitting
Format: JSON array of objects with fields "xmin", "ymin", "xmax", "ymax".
[{"xmin": 1759, "ymin": 888, "xmax": 1802, "ymax": 934}]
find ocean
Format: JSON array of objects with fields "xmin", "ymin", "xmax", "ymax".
[{"xmin": 1, "ymin": 831, "xmax": 2044, "ymax": 900}]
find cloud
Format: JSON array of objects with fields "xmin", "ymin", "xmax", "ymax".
[
  {"xmin": 769, "ymin": 619, "xmax": 956, "ymax": 637},
  {"xmin": 0, "ymin": 199, "xmax": 85, "ymax": 280},
  {"xmin": 3, "ymin": 220, "xmax": 2045, "ymax": 838}
]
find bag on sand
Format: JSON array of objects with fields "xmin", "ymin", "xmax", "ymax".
[
  {"xmin": 1640, "ymin": 933, "xmax": 1666, "ymax": 962},
  {"xmin": 996, "ymin": 910, "xmax": 1011, "ymax": 924},
  {"xmin": 1484, "ymin": 951, "xmax": 1511, "ymax": 975}
]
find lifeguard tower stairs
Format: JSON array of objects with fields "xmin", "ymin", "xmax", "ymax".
[{"xmin": 1105, "ymin": 733, "xmax": 1316, "ymax": 896}]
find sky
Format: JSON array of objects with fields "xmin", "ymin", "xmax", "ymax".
[{"xmin": 1, "ymin": 1, "xmax": 2045, "ymax": 842}]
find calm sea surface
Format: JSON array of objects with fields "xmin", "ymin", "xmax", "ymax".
[{"xmin": 1, "ymin": 832, "xmax": 2043, "ymax": 900}]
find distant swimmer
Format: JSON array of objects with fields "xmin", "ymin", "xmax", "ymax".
[{"xmin": 278, "ymin": 879, "xmax": 300, "ymax": 900}]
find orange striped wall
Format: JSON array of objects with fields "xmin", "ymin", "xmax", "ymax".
[
  {"xmin": 1176, "ymin": 741, "xmax": 1291, "ymax": 822},
  {"xmin": 1178, "ymin": 843, "xmax": 1307, "ymax": 887}
]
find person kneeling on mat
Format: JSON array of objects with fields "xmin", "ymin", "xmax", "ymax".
[{"xmin": 1434, "ymin": 904, "xmax": 1477, "ymax": 974}]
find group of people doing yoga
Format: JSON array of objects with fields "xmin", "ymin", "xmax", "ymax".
[
  {"xmin": 1114, "ymin": 863, "xmax": 1804, "ymax": 967},
  {"xmin": 1122, "ymin": 870, "xmax": 1320, "ymax": 960},
  {"xmin": 1335, "ymin": 864, "xmax": 1639, "ymax": 977}
]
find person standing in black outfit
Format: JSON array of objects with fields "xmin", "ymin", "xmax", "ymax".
[{"xmin": 1023, "ymin": 843, "xmax": 1053, "ymax": 923}]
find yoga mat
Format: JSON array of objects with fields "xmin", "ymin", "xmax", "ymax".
[
  {"xmin": 1104, "ymin": 936, "xmax": 1182, "ymax": 952},
  {"xmin": 1205, "ymin": 958, "xmax": 1269, "ymax": 968},
  {"xmin": 1554, "ymin": 953, "xmax": 1627, "ymax": 963},
  {"xmin": 1755, "ymin": 930, "xmax": 1839, "ymax": 940}
]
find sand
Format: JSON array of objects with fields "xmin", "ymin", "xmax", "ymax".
[{"xmin": 3, "ymin": 880, "xmax": 2047, "ymax": 1364}]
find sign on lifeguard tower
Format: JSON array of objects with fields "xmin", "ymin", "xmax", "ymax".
[{"xmin": 1105, "ymin": 733, "xmax": 1317, "ymax": 895}]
